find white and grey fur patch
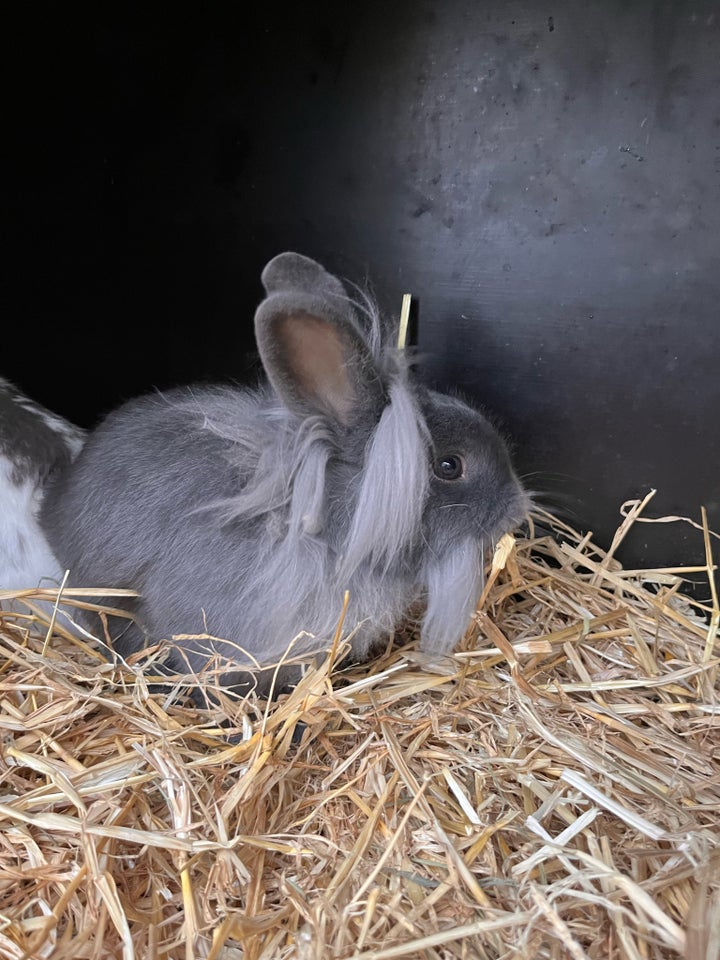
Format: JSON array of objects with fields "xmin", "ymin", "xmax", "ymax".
[{"xmin": 0, "ymin": 379, "xmax": 86, "ymax": 596}]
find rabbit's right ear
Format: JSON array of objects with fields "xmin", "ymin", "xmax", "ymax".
[{"xmin": 254, "ymin": 253, "xmax": 385, "ymax": 426}]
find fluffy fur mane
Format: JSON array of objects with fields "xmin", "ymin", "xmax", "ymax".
[{"xmin": 199, "ymin": 295, "xmax": 430, "ymax": 579}]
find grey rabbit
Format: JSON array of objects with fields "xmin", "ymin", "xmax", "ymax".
[
  {"xmin": 40, "ymin": 253, "xmax": 529, "ymax": 694},
  {"xmin": 0, "ymin": 378, "xmax": 85, "ymax": 599}
]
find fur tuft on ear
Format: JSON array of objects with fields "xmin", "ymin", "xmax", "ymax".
[{"xmin": 339, "ymin": 381, "xmax": 429, "ymax": 580}]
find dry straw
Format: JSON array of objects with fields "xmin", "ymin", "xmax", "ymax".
[{"xmin": 0, "ymin": 490, "xmax": 718, "ymax": 959}]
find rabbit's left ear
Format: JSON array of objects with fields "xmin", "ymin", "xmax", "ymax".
[{"xmin": 254, "ymin": 253, "xmax": 385, "ymax": 425}]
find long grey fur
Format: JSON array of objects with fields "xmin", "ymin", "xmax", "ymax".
[{"xmin": 39, "ymin": 253, "xmax": 529, "ymax": 694}]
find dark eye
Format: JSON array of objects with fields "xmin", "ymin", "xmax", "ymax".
[{"xmin": 432, "ymin": 454, "xmax": 465, "ymax": 481}]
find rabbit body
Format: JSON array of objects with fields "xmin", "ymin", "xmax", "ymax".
[
  {"xmin": 40, "ymin": 254, "xmax": 528, "ymax": 689},
  {"xmin": 0, "ymin": 379, "xmax": 85, "ymax": 593}
]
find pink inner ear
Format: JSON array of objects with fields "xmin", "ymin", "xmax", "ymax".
[{"xmin": 278, "ymin": 313, "xmax": 355, "ymax": 422}]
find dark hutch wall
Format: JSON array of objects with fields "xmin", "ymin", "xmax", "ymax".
[{"xmin": 4, "ymin": 1, "xmax": 719, "ymax": 581}]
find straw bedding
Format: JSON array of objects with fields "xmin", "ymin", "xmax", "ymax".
[{"xmin": 0, "ymin": 491, "xmax": 718, "ymax": 960}]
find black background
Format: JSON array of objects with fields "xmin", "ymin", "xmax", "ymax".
[{"xmin": 4, "ymin": 1, "xmax": 719, "ymax": 585}]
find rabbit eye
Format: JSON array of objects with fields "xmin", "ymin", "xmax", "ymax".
[{"xmin": 433, "ymin": 454, "xmax": 465, "ymax": 481}]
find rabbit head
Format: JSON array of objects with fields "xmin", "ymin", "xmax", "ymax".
[{"xmin": 249, "ymin": 253, "xmax": 528, "ymax": 655}]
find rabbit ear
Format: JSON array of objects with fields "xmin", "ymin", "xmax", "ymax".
[
  {"xmin": 260, "ymin": 251, "xmax": 350, "ymax": 302},
  {"xmin": 254, "ymin": 253, "xmax": 385, "ymax": 425}
]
